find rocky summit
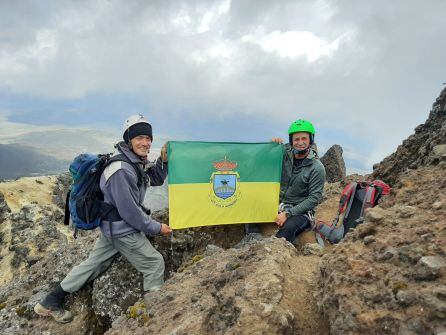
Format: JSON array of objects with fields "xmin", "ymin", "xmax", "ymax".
[
  {"xmin": 320, "ymin": 144, "xmax": 346, "ymax": 183},
  {"xmin": 0, "ymin": 89, "xmax": 445, "ymax": 334}
]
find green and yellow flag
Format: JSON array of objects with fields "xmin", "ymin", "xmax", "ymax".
[{"xmin": 167, "ymin": 141, "xmax": 283, "ymax": 229}]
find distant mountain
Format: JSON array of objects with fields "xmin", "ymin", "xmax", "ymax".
[
  {"xmin": 0, "ymin": 144, "xmax": 69, "ymax": 180},
  {"xmin": 11, "ymin": 129, "xmax": 117, "ymax": 161}
]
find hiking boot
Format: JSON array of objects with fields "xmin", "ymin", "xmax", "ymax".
[
  {"xmin": 34, "ymin": 284, "xmax": 73, "ymax": 323},
  {"xmin": 34, "ymin": 303, "xmax": 73, "ymax": 323},
  {"xmin": 143, "ymin": 286, "xmax": 161, "ymax": 308}
]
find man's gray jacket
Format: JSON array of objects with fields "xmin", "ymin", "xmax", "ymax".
[
  {"xmin": 99, "ymin": 141, "xmax": 167, "ymax": 237},
  {"xmin": 279, "ymin": 143, "xmax": 326, "ymax": 216}
]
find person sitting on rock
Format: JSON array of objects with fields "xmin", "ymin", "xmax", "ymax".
[
  {"xmin": 246, "ymin": 119, "xmax": 325, "ymax": 243},
  {"xmin": 34, "ymin": 114, "xmax": 172, "ymax": 323}
]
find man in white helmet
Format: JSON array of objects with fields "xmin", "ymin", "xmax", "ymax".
[{"xmin": 34, "ymin": 114, "xmax": 172, "ymax": 323}]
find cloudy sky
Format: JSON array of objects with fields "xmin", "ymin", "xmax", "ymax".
[{"xmin": 1, "ymin": 0, "xmax": 445, "ymax": 173}]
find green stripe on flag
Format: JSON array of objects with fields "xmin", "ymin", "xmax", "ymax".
[{"xmin": 167, "ymin": 141, "xmax": 283, "ymax": 184}]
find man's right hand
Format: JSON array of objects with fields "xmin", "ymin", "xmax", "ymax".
[
  {"xmin": 271, "ymin": 138, "xmax": 284, "ymax": 144},
  {"xmin": 160, "ymin": 223, "xmax": 172, "ymax": 236}
]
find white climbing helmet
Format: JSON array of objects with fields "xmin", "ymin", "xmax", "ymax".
[{"xmin": 122, "ymin": 114, "xmax": 150, "ymax": 135}]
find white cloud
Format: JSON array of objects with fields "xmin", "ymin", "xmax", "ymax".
[
  {"xmin": 0, "ymin": 0, "xmax": 445, "ymax": 171},
  {"xmin": 243, "ymin": 29, "xmax": 349, "ymax": 62}
]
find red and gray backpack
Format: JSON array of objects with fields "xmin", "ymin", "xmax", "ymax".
[{"xmin": 314, "ymin": 180, "xmax": 391, "ymax": 244}]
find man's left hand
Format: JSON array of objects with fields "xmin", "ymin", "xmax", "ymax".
[
  {"xmin": 275, "ymin": 212, "xmax": 288, "ymax": 227},
  {"xmin": 161, "ymin": 142, "xmax": 168, "ymax": 162}
]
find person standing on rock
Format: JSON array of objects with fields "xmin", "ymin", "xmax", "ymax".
[
  {"xmin": 246, "ymin": 119, "xmax": 325, "ymax": 243},
  {"xmin": 34, "ymin": 114, "xmax": 172, "ymax": 323}
]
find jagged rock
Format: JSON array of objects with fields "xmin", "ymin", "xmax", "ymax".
[
  {"xmin": 320, "ymin": 144, "xmax": 346, "ymax": 183},
  {"xmin": 92, "ymin": 255, "xmax": 143, "ymax": 324},
  {"xmin": 150, "ymin": 209, "xmax": 244, "ymax": 277},
  {"xmin": 364, "ymin": 207, "xmax": 385, "ymax": 223},
  {"xmin": 414, "ymin": 256, "xmax": 446, "ymax": 281},
  {"xmin": 373, "ymin": 87, "xmax": 446, "ymax": 184},
  {"xmin": 363, "ymin": 235, "xmax": 376, "ymax": 245},
  {"xmin": 303, "ymin": 243, "xmax": 324, "ymax": 256},
  {"xmin": 107, "ymin": 238, "xmax": 328, "ymax": 335},
  {"xmin": 432, "ymin": 144, "xmax": 446, "ymax": 159},
  {"xmin": 432, "ymin": 201, "xmax": 443, "ymax": 210},
  {"xmin": 52, "ymin": 172, "xmax": 71, "ymax": 209},
  {"xmin": 317, "ymin": 163, "xmax": 446, "ymax": 335},
  {"xmin": 0, "ymin": 191, "xmax": 10, "ymax": 222},
  {"xmin": 396, "ymin": 289, "xmax": 418, "ymax": 306}
]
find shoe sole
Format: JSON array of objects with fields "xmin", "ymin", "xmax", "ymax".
[{"xmin": 34, "ymin": 303, "xmax": 73, "ymax": 323}]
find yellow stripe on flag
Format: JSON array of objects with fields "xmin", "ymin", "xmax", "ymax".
[{"xmin": 168, "ymin": 182, "xmax": 279, "ymax": 229}]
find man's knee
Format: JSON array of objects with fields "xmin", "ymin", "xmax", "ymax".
[{"xmin": 153, "ymin": 251, "xmax": 165, "ymax": 272}]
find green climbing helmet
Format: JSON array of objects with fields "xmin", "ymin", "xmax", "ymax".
[
  {"xmin": 288, "ymin": 119, "xmax": 315, "ymax": 135},
  {"xmin": 288, "ymin": 119, "xmax": 315, "ymax": 144}
]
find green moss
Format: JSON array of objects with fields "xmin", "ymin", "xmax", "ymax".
[
  {"xmin": 192, "ymin": 254, "xmax": 203, "ymax": 263},
  {"xmin": 392, "ymin": 282, "xmax": 408, "ymax": 294},
  {"xmin": 140, "ymin": 314, "xmax": 149, "ymax": 324},
  {"xmin": 127, "ymin": 303, "xmax": 145, "ymax": 319},
  {"xmin": 128, "ymin": 306, "xmax": 138, "ymax": 319},
  {"xmin": 178, "ymin": 254, "xmax": 204, "ymax": 273},
  {"xmin": 15, "ymin": 306, "xmax": 26, "ymax": 317}
]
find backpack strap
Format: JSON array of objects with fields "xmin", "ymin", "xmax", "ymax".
[
  {"xmin": 64, "ymin": 190, "xmax": 71, "ymax": 226},
  {"xmin": 99, "ymin": 154, "xmax": 147, "ymax": 223},
  {"xmin": 342, "ymin": 182, "xmax": 358, "ymax": 226},
  {"xmin": 332, "ymin": 182, "xmax": 357, "ymax": 227},
  {"xmin": 359, "ymin": 185, "xmax": 376, "ymax": 220},
  {"xmin": 105, "ymin": 154, "xmax": 146, "ymax": 187}
]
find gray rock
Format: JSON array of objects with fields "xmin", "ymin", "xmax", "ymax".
[
  {"xmin": 424, "ymin": 295, "xmax": 446, "ymax": 319},
  {"xmin": 432, "ymin": 201, "xmax": 443, "ymax": 210},
  {"xmin": 397, "ymin": 205, "xmax": 416, "ymax": 219},
  {"xmin": 92, "ymin": 255, "xmax": 143, "ymax": 322},
  {"xmin": 320, "ymin": 145, "xmax": 346, "ymax": 183},
  {"xmin": 363, "ymin": 236, "xmax": 376, "ymax": 245},
  {"xmin": 365, "ymin": 208, "xmax": 385, "ymax": 223},
  {"xmin": 414, "ymin": 256, "xmax": 446, "ymax": 281},
  {"xmin": 204, "ymin": 244, "xmax": 224, "ymax": 257},
  {"xmin": 302, "ymin": 243, "xmax": 324, "ymax": 256},
  {"xmin": 377, "ymin": 247, "xmax": 397, "ymax": 262},
  {"xmin": 0, "ymin": 191, "xmax": 11, "ymax": 222},
  {"xmin": 432, "ymin": 144, "xmax": 446, "ymax": 158},
  {"xmin": 51, "ymin": 172, "xmax": 71, "ymax": 209},
  {"xmin": 419, "ymin": 256, "xmax": 446, "ymax": 270},
  {"xmin": 396, "ymin": 290, "xmax": 418, "ymax": 306},
  {"xmin": 433, "ymin": 286, "xmax": 446, "ymax": 300}
]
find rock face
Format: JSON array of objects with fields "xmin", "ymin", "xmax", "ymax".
[
  {"xmin": 107, "ymin": 237, "xmax": 328, "ymax": 335},
  {"xmin": 0, "ymin": 191, "xmax": 10, "ymax": 222},
  {"xmin": 0, "ymin": 178, "xmax": 247, "ymax": 334},
  {"xmin": 52, "ymin": 172, "xmax": 71, "ymax": 210},
  {"xmin": 373, "ymin": 87, "xmax": 446, "ymax": 184},
  {"xmin": 90, "ymin": 209, "xmax": 245, "ymax": 325},
  {"xmin": 320, "ymin": 144, "xmax": 346, "ymax": 183},
  {"xmin": 316, "ymin": 163, "xmax": 446, "ymax": 335}
]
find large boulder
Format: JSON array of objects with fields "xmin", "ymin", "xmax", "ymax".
[
  {"xmin": 320, "ymin": 144, "xmax": 346, "ymax": 183},
  {"xmin": 373, "ymin": 87, "xmax": 446, "ymax": 184}
]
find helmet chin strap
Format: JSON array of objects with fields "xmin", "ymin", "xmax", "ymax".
[{"xmin": 292, "ymin": 147, "xmax": 310, "ymax": 156}]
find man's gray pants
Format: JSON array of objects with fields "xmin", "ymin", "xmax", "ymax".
[{"xmin": 60, "ymin": 232, "xmax": 164, "ymax": 293}]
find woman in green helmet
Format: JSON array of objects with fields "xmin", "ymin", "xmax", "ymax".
[{"xmin": 273, "ymin": 119, "xmax": 326, "ymax": 242}]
